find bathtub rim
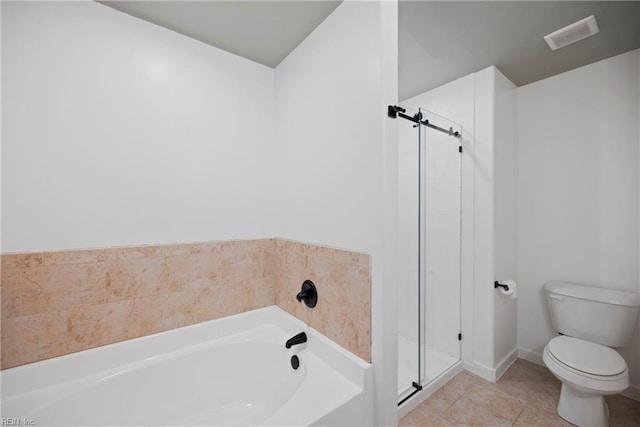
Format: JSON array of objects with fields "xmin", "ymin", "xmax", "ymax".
[{"xmin": 1, "ymin": 305, "xmax": 371, "ymax": 398}]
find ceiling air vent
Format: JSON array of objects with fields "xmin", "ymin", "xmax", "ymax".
[{"xmin": 544, "ymin": 15, "xmax": 599, "ymax": 50}]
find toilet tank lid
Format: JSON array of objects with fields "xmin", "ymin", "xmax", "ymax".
[{"xmin": 544, "ymin": 282, "xmax": 640, "ymax": 307}]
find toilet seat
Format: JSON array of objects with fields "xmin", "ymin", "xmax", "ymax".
[
  {"xmin": 543, "ymin": 341, "xmax": 629, "ymax": 394},
  {"xmin": 547, "ymin": 336, "xmax": 626, "ymax": 376}
]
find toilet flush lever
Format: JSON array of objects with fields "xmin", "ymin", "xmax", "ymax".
[{"xmin": 549, "ymin": 294, "xmax": 564, "ymax": 301}]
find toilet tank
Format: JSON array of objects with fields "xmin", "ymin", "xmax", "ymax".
[{"xmin": 544, "ymin": 281, "xmax": 640, "ymax": 347}]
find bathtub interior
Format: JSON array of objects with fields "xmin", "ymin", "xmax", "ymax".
[{"xmin": 1, "ymin": 306, "xmax": 373, "ymax": 426}]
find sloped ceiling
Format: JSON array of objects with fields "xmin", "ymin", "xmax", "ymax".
[
  {"xmin": 97, "ymin": 1, "xmax": 639, "ymax": 100},
  {"xmin": 98, "ymin": 0, "xmax": 341, "ymax": 68}
]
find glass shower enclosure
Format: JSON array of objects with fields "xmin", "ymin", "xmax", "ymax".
[{"xmin": 397, "ymin": 106, "xmax": 462, "ymax": 405}]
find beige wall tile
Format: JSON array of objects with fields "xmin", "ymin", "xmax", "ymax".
[
  {"xmin": 66, "ymin": 299, "xmax": 141, "ymax": 353},
  {"xmin": 158, "ymin": 253, "xmax": 221, "ymax": 292},
  {"xmin": 16, "ymin": 263, "xmax": 108, "ymax": 316},
  {"xmin": 110, "ymin": 244, "xmax": 191, "ymax": 260},
  {"xmin": 273, "ymin": 240, "xmax": 371, "ymax": 362},
  {"xmin": 260, "ymin": 239, "xmax": 277, "ymax": 278},
  {"xmin": 22, "ymin": 288, "xmax": 106, "ymax": 316},
  {"xmin": 133, "ymin": 292, "xmax": 195, "ymax": 337},
  {"xmin": 187, "ymin": 287, "xmax": 230, "ymax": 324},
  {"xmin": 1, "ymin": 311, "xmax": 68, "ymax": 369},
  {"xmin": 105, "ymin": 257, "xmax": 174, "ymax": 302},
  {"xmin": 0, "ymin": 238, "xmax": 370, "ymax": 367},
  {"xmin": 42, "ymin": 249, "xmax": 110, "ymax": 266},
  {"xmin": 22, "ymin": 263, "xmax": 106, "ymax": 297},
  {"xmin": 1, "ymin": 269, "xmax": 22, "ymax": 319},
  {"xmin": 1, "ymin": 253, "xmax": 43, "ymax": 270}
]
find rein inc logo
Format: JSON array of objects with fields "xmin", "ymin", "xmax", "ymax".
[{"xmin": 1, "ymin": 419, "xmax": 35, "ymax": 426}]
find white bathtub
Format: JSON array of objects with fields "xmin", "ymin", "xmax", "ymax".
[{"xmin": 0, "ymin": 306, "xmax": 373, "ymax": 426}]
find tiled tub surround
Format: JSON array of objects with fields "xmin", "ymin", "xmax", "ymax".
[
  {"xmin": 274, "ymin": 240, "xmax": 371, "ymax": 363},
  {"xmin": 0, "ymin": 239, "xmax": 371, "ymax": 369}
]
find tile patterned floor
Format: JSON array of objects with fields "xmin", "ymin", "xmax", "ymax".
[{"xmin": 400, "ymin": 359, "xmax": 640, "ymax": 426}]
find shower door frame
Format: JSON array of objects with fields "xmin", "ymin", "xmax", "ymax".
[{"xmin": 391, "ymin": 105, "xmax": 463, "ymax": 407}]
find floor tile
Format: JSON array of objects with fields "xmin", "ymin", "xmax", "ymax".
[
  {"xmin": 607, "ymin": 394, "xmax": 640, "ymax": 427},
  {"xmin": 441, "ymin": 370, "xmax": 484, "ymax": 398},
  {"xmin": 495, "ymin": 362, "xmax": 544, "ymax": 401},
  {"xmin": 528, "ymin": 381, "xmax": 561, "ymax": 414},
  {"xmin": 513, "ymin": 403, "xmax": 575, "ymax": 426},
  {"xmin": 400, "ymin": 358, "xmax": 640, "ymax": 427},
  {"xmin": 400, "ymin": 407, "xmax": 455, "ymax": 427},
  {"xmin": 418, "ymin": 386, "xmax": 463, "ymax": 415},
  {"xmin": 464, "ymin": 381, "xmax": 527, "ymax": 422},
  {"xmin": 442, "ymin": 396, "xmax": 512, "ymax": 426}
]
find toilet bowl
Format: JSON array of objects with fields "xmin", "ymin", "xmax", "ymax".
[
  {"xmin": 542, "ymin": 281, "xmax": 639, "ymax": 427},
  {"xmin": 543, "ymin": 336, "xmax": 629, "ymax": 427}
]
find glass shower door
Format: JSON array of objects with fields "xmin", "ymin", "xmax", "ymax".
[
  {"xmin": 419, "ymin": 108, "xmax": 461, "ymax": 386},
  {"xmin": 397, "ymin": 107, "xmax": 421, "ymax": 400},
  {"xmin": 397, "ymin": 106, "xmax": 462, "ymax": 405}
]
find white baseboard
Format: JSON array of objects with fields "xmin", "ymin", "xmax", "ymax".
[
  {"xmin": 463, "ymin": 360, "xmax": 495, "ymax": 382},
  {"xmin": 463, "ymin": 348, "xmax": 518, "ymax": 383},
  {"xmin": 517, "ymin": 346, "xmax": 544, "ymax": 366},
  {"xmin": 621, "ymin": 385, "xmax": 640, "ymax": 402},
  {"xmin": 495, "ymin": 348, "xmax": 519, "ymax": 381},
  {"xmin": 517, "ymin": 347, "xmax": 640, "ymax": 403}
]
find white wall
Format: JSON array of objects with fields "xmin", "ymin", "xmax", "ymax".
[
  {"xmin": 1, "ymin": 1, "xmax": 274, "ymax": 252},
  {"xmin": 274, "ymin": 2, "xmax": 384, "ymax": 255},
  {"xmin": 402, "ymin": 67, "xmax": 519, "ymax": 383},
  {"xmin": 3, "ymin": 0, "xmax": 400, "ymax": 423},
  {"xmin": 273, "ymin": 1, "xmax": 399, "ymax": 424},
  {"xmin": 472, "ymin": 67, "xmax": 519, "ymax": 379},
  {"xmin": 473, "ymin": 68, "xmax": 497, "ymax": 375},
  {"xmin": 408, "ymin": 68, "xmax": 499, "ymax": 380},
  {"xmin": 492, "ymin": 70, "xmax": 518, "ymax": 370},
  {"xmin": 517, "ymin": 49, "xmax": 640, "ymax": 396},
  {"xmin": 404, "ymin": 75, "xmax": 478, "ymax": 378},
  {"xmin": 402, "ymin": 73, "xmax": 479, "ymax": 377}
]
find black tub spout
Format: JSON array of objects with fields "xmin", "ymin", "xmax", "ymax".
[{"xmin": 285, "ymin": 332, "xmax": 307, "ymax": 349}]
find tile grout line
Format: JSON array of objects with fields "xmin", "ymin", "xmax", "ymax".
[
  {"xmin": 510, "ymin": 401, "xmax": 529, "ymax": 427},
  {"xmin": 439, "ymin": 395, "xmax": 460, "ymax": 425}
]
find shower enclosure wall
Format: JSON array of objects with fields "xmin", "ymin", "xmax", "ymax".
[{"xmin": 397, "ymin": 106, "xmax": 462, "ymax": 405}]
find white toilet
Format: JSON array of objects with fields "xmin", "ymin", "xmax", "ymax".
[{"xmin": 543, "ymin": 281, "xmax": 639, "ymax": 427}]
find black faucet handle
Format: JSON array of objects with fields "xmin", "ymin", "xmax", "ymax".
[
  {"xmin": 296, "ymin": 290, "xmax": 308, "ymax": 302},
  {"xmin": 296, "ymin": 280, "xmax": 318, "ymax": 308}
]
